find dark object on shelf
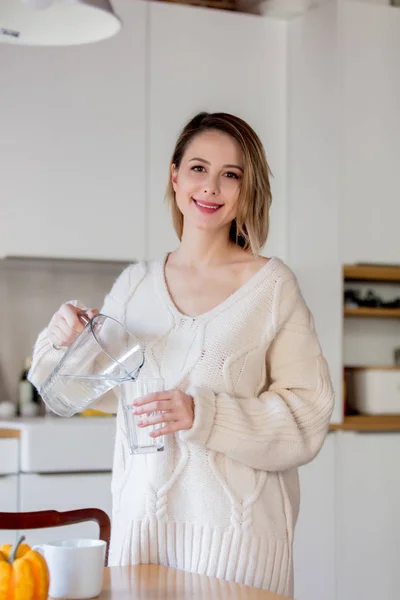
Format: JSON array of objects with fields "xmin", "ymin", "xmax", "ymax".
[
  {"xmin": 344, "ymin": 288, "xmax": 400, "ymax": 309},
  {"xmin": 382, "ymin": 298, "xmax": 400, "ymax": 309},
  {"xmin": 344, "ymin": 289, "xmax": 362, "ymax": 307},
  {"xmin": 394, "ymin": 348, "xmax": 400, "ymax": 366},
  {"xmin": 361, "ymin": 290, "xmax": 382, "ymax": 308}
]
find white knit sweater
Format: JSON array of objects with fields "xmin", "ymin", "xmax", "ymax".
[{"xmin": 29, "ymin": 256, "xmax": 334, "ymax": 597}]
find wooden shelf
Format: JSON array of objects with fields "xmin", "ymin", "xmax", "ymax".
[
  {"xmin": 344, "ymin": 307, "xmax": 400, "ymax": 318},
  {"xmin": 330, "ymin": 415, "xmax": 400, "ymax": 432},
  {"xmin": 344, "ymin": 264, "xmax": 400, "ymax": 283}
]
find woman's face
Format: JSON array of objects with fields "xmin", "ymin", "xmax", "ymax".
[{"xmin": 171, "ymin": 130, "xmax": 244, "ymax": 235}]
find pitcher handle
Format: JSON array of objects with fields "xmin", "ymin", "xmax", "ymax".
[{"xmin": 78, "ymin": 313, "xmax": 91, "ymax": 326}]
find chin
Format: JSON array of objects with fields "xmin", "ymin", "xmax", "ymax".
[{"xmin": 187, "ymin": 218, "xmax": 229, "ymax": 234}]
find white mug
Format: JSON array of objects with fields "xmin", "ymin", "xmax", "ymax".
[{"xmin": 32, "ymin": 538, "xmax": 106, "ymax": 599}]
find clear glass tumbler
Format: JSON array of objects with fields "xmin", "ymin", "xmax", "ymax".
[
  {"xmin": 120, "ymin": 377, "xmax": 165, "ymax": 454},
  {"xmin": 40, "ymin": 314, "xmax": 144, "ymax": 417}
]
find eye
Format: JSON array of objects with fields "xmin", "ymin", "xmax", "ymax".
[
  {"xmin": 191, "ymin": 165, "xmax": 206, "ymax": 173},
  {"xmin": 224, "ymin": 171, "xmax": 240, "ymax": 179}
]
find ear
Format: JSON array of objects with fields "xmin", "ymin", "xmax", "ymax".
[{"xmin": 171, "ymin": 164, "xmax": 178, "ymax": 191}]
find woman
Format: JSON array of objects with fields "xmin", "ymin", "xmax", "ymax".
[{"xmin": 28, "ymin": 112, "xmax": 334, "ymax": 597}]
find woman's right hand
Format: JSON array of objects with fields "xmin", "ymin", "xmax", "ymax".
[{"xmin": 48, "ymin": 303, "xmax": 99, "ymax": 348}]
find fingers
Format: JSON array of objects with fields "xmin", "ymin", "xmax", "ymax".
[
  {"xmin": 51, "ymin": 324, "xmax": 67, "ymax": 346},
  {"xmin": 132, "ymin": 391, "xmax": 171, "ymax": 407},
  {"xmin": 137, "ymin": 412, "xmax": 171, "ymax": 427},
  {"xmin": 136, "ymin": 413, "xmax": 181, "ymax": 437},
  {"xmin": 131, "ymin": 390, "xmax": 194, "ymax": 437},
  {"xmin": 149, "ymin": 422, "xmax": 182, "ymax": 438},
  {"xmin": 48, "ymin": 303, "xmax": 99, "ymax": 348},
  {"xmin": 133, "ymin": 399, "xmax": 172, "ymax": 416},
  {"xmin": 59, "ymin": 304, "xmax": 88, "ymax": 333}
]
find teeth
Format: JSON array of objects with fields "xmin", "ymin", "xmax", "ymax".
[{"xmin": 196, "ymin": 201, "xmax": 219, "ymax": 209}]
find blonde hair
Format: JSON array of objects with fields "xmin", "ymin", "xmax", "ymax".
[{"xmin": 165, "ymin": 112, "xmax": 272, "ymax": 255}]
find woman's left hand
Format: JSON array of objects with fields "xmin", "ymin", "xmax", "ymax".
[{"xmin": 132, "ymin": 389, "xmax": 194, "ymax": 438}]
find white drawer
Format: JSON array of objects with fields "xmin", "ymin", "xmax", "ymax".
[
  {"xmin": 0, "ymin": 439, "xmax": 19, "ymax": 474},
  {"xmin": 19, "ymin": 417, "xmax": 116, "ymax": 472}
]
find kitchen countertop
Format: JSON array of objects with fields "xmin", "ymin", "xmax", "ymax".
[
  {"xmin": 3, "ymin": 413, "xmax": 400, "ymax": 437},
  {"xmin": 0, "ymin": 415, "xmax": 115, "ymax": 428},
  {"xmin": 329, "ymin": 414, "xmax": 400, "ymax": 432},
  {"xmin": 0, "ymin": 428, "xmax": 20, "ymax": 438}
]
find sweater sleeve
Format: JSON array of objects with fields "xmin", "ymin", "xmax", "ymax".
[
  {"xmin": 28, "ymin": 263, "xmax": 142, "ymax": 414},
  {"xmin": 179, "ymin": 275, "xmax": 335, "ymax": 472}
]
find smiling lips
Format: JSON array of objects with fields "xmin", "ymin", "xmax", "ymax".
[{"xmin": 192, "ymin": 198, "xmax": 223, "ymax": 214}]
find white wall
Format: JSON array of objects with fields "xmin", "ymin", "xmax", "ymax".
[
  {"xmin": 341, "ymin": 1, "xmax": 400, "ymax": 368},
  {"xmin": 146, "ymin": 3, "xmax": 288, "ymax": 262},
  {"xmin": 341, "ymin": 1, "xmax": 400, "ymax": 265},
  {"xmin": 286, "ymin": 0, "xmax": 342, "ymax": 423}
]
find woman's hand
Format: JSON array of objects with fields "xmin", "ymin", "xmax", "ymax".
[
  {"xmin": 48, "ymin": 303, "xmax": 99, "ymax": 348},
  {"xmin": 132, "ymin": 389, "xmax": 194, "ymax": 438}
]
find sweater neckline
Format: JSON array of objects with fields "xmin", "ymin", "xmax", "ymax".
[{"xmin": 156, "ymin": 253, "xmax": 279, "ymax": 323}]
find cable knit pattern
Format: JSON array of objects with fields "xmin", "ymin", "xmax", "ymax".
[{"xmin": 28, "ymin": 255, "xmax": 334, "ymax": 598}]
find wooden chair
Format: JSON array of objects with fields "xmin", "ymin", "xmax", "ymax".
[{"xmin": 0, "ymin": 508, "xmax": 111, "ymax": 564}]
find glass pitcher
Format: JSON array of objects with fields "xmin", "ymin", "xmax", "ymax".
[{"xmin": 39, "ymin": 314, "xmax": 144, "ymax": 417}]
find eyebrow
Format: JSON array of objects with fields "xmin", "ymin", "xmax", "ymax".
[{"xmin": 189, "ymin": 157, "xmax": 244, "ymax": 173}]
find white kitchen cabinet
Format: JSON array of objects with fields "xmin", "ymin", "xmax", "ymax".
[
  {"xmin": 0, "ymin": 0, "xmax": 147, "ymax": 262},
  {"xmin": 0, "ymin": 419, "xmax": 115, "ymax": 546},
  {"xmin": 147, "ymin": 3, "xmax": 287, "ymax": 260},
  {"xmin": 293, "ymin": 432, "xmax": 336, "ymax": 600},
  {"xmin": 19, "ymin": 472, "xmax": 112, "ymax": 546},
  {"xmin": 337, "ymin": 431, "xmax": 400, "ymax": 600},
  {"xmin": 0, "ymin": 439, "xmax": 19, "ymax": 545},
  {"xmin": 0, "ymin": 476, "xmax": 19, "ymax": 545}
]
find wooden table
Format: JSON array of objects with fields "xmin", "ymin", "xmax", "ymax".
[{"xmin": 99, "ymin": 565, "xmax": 289, "ymax": 599}]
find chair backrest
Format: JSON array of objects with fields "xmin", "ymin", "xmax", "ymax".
[{"xmin": 0, "ymin": 508, "xmax": 111, "ymax": 564}]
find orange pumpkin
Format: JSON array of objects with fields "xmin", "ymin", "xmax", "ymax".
[{"xmin": 0, "ymin": 535, "xmax": 49, "ymax": 600}]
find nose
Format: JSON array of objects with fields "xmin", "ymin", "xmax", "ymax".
[{"xmin": 203, "ymin": 174, "xmax": 220, "ymax": 197}]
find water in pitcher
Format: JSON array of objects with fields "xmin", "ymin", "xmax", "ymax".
[{"xmin": 40, "ymin": 373, "xmax": 133, "ymax": 417}]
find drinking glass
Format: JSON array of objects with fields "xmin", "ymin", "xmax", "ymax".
[{"xmin": 120, "ymin": 377, "xmax": 165, "ymax": 454}]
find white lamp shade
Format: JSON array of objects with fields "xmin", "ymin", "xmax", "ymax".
[{"xmin": 0, "ymin": 0, "xmax": 121, "ymax": 46}]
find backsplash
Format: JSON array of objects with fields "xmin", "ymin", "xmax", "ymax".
[{"xmin": 0, "ymin": 257, "xmax": 129, "ymax": 405}]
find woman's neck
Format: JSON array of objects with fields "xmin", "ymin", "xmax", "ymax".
[{"xmin": 172, "ymin": 225, "xmax": 237, "ymax": 268}]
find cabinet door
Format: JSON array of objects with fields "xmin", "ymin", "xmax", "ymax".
[
  {"xmin": 337, "ymin": 432, "xmax": 400, "ymax": 600},
  {"xmin": 0, "ymin": 0, "xmax": 146, "ymax": 262},
  {"xmin": 19, "ymin": 472, "xmax": 112, "ymax": 546},
  {"xmin": 293, "ymin": 432, "xmax": 336, "ymax": 600},
  {"xmin": 147, "ymin": 3, "xmax": 287, "ymax": 260},
  {"xmin": 0, "ymin": 475, "xmax": 18, "ymax": 545}
]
